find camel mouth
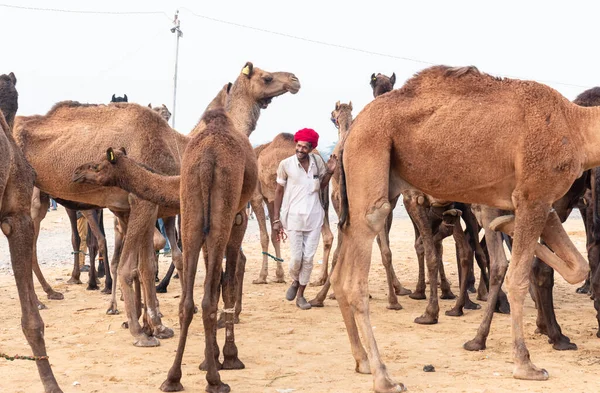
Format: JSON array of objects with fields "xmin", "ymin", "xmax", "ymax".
[{"xmin": 258, "ymin": 97, "xmax": 273, "ymax": 109}]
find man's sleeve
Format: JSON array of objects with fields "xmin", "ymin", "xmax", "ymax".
[{"xmin": 276, "ymin": 160, "xmax": 288, "ymax": 185}]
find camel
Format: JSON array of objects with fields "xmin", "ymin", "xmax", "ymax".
[
  {"xmin": 111, "ymin": 94, "xmax": 128, "ymax": 103},
  {"xmin": 335, "ymin": 65, "xmax": 591, "ymax": 391},
  {"xmin": 370, "ymin": 72, "xmax": 396, "ymax": 97},
  {"xmin": 250, "ymin": 133, "xmax": 334, "ymax": 285},
  {"xmin": 0, "ymin": 72, "xmax": 62, "ymax": 392},
  {"xmin": 149, "ymin": 103, "xmax": 172, "ymax": 122}
]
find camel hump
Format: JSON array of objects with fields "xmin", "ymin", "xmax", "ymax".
[
  {"xmin": 46, "ymin": 100, "xmax": 98, "ymax": 116},
  {"xmin": 201, "ymin": 108, "xmax": 229, "ymax": 125},
  {"xmin": 573, "ymin": 87, "xmax": 600, "ymax": 107},
  {"xmin": 273, "ymin": 133, "xmax": 294, "ymax": 143}
]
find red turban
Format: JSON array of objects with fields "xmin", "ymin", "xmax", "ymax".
[{"xmin": 294, "ymin": 128, "xmax": 319, "ymax": 148}]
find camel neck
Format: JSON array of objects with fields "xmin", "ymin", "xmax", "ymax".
[
  {"xmin": 225, "ymin": 97, "xmax": 260, "ymax": 137},
  {"xmin": 574, "ymin": 105, "xmax": 600, "ymax": 169},
  {"xmin": 337, "ymin": 113, "xmax": 352, "ymax": 139}
]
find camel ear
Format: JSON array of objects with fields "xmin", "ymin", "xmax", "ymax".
[
  {"xmin": 227, "ymin": 82, "xmax": 232, "ymax": 93},
  {"xmin": 242, "ymin": 62, "xmax": 254, "ymax": 78},
  {"xmin": 107, "ymin": 148, "xmax": 117, "ymax": 164},
  {"xmin": 349, "ymin": 101, "xmax": 353, "ymax": 111},
  {"xmin": 118, "ymin": 147, "xmax": 127, "ymax": 156},
  {"xmin": 8, "ymin": 72, "xmax": 16, "ymax": 86},
  {"xmin": 335, "ymin": 101, "xmax": 340, "ymax": 110},
  {"xmin": 162, "ymin": 104, "xmax": 166, "ymax": 108},
  {"xmin": 148, "ymin": 103, "xmax": 152, "ymax": 108},
  {"xmin": 370, "ymin": 73, "xmax": 377, "ymax": 87},
  {"xmin": 111, "ymin": 94, "xmax": 116, "ymax": 102},
  {"xmin": 390, "ymin": 73, "xmax": 396, "ymax": 87},
  {"xmin": 123, "ymin": 94, "xmax": 128, "ymax": 102}
]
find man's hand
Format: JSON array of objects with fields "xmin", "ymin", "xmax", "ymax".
[
  {"xmin": 326, "ymin": 154, "xmax": 338, "ymax": 174},
  {"xmin": 272, "ymin": 221, "xmax": 282, "ymax": 232}
]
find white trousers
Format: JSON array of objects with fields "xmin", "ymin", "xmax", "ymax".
[{"xmin": 287, "ymin": 227, "xmax": 321, "ymax": 286}]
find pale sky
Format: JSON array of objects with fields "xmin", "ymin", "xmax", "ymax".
[{"xmin": 2, "ymin": 0, "xmax": 599, "ymax": 149}]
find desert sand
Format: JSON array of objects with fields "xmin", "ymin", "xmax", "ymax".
[{"xmin": 0, "ymin": 206, "xmax": 598, "ymax": 393}]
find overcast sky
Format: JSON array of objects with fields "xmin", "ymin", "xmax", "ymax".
[{"xmin": 2, "ymin": 1, "xmax": 599, "ymax": 148}]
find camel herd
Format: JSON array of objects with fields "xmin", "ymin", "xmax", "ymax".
[{"xmin": 2, "ymin": 62, "xmax": 600, "ymax": 393}]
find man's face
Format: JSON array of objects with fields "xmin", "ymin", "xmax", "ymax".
[{"xmin": 295, "ymin": 141, "xmax": 312, "ymax": 160}]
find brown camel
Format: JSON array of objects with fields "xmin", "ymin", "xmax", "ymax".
[
  {"xmin": 0, "ymin": 72, "xmax": 62, "ymax": 392},
  {"xmin": 250, "ymin": 133, "xmax": 334, "ymax": 285},
  {"xmin": 148, "ymin": 103, "xmax": 172, "ymax": 122},
  {"xmin": 335, "ymin": 65, "xmax": 590, "ymax": 391}
]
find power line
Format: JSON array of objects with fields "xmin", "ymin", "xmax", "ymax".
[
  {"xmin": 180, "ymin": 8, "xmax": 593, "ymax": 90},
  {"xmin": 0, "ymin": 3, "xmax": 171, "ymax": 20}
]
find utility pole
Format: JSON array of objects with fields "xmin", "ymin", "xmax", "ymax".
[{"xmin": 170, "ymin": 10, "xmax": 183, "ymax": 129}]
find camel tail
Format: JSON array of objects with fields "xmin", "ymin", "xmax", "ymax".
[
  {"xmin": 200, "ymin": 152, "xmax": 215, "ymax": 235},
  {"xmin": 339, "ymin": 148, "xmax": 349, "ymax": 228},
  {"xmin": 592, "ymin": 167, "xmax": 600, "ymax": 238}
]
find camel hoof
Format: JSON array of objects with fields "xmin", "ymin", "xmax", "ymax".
[
  {"xmin": 67, "ymin": 277, "xmax": 82, "ymax": 285},
  {"xmin": 464, "ymin": 299, "xmax": 481, "ymax": 310},
  {"xmin": 513, "ymin": 366, "xmax": 549, "ymax": 381},
  {"xmin": 552, "ymin": 339, "xmax": 577, "ymax": 351},
  {"xmin": 47, "ymin": 291, "xmax": 64, "ymax": 300},
  {"xmin": 154, "ymin": 325, "xmax": 174, "ymax": 339},
  {"xmin": 395, "ymin": 287, "xmax": 412, "ymax": 296},
  {"xmin": 440, "ymin": 291, "xmax": 456, "ymax": 300},
  {"xmin": 155, "ymin": 285, "xmax": 168, "ymax": 293},
  {"xmin": 309, "ymin": 298, "xmax": 325, "ymax": 307},
  {"xmin": 328, "ymin": 292, "xmax": 336, "ymax": 300},
  {"xmin": 355, "ymin": 359, "xmax": 371, "ymax": 374},
  {"xmin": 252, "ymin": 277, "xmax": 268, "ymax": 285},
  {"xmin": 374, "ymin": 380, "xmax": 406, "ymax": 393},
  {"xmin": 206, "ymin": 382, "xmax": 231, "ymax": 393},
  {"xmin": 310, "ymin": 277, "xmax": 327, "ymax": 287},
  {"xmin": 476, "ymin": 293, "xmax": 488, "ymax": 302},
  {"xmin": 386, "ymin": 303, "xmax": 403, "ymax": 311},
  {"xmin": 86, "ymin": 283, "xmax": 100, "ymax": 291},
  {"xmin": 222, "ymin": 357, "xmax": 245, "ymax": 370},
  {"xmin": 463, "ymin": 338, "xmax": 486, "ymax": 351},
  {"xmin": 106, "ymin": 307, "xmax": 119, "ymax": 315},
  {"xmin": 272, "ymin": 276, "xmax": 286, "ymax": 284},
  {"xmin": 576, "ymin": 284, "xmax": 591, "ymax": 294},
  {"xmin": 409, "ymin": 292, "xmax": 426, "ymax": 300},
  {"xmin": 467, "ymin": 286, "xmax": 476, "ymax": 294},
  {"xmin": 199, "ymin": 359, "xmax": 223, "ymax": 371},
  {"xmin": 445, "ymin": 307, "xmax": 463, "ymax": 317},
  {"xmin": 414, "ymin": 314, "xmax": 438, "ymax": 325},
  {"xmin": 134, "ymin": 334, "xmax": 160, "ymax": 347},
  {"xmin": 101, "ymin": 287, "xmax": 112, "ymax": 294},
  {"xmin": 160, "ymin": 379, "xmax": 184, "ymax": 392},
  {"xmin": 122, "ymin": 321, "xmax": 129, "ymax": 329},
  {"xmin": 495, "ymin": 299, "xmax": 511, "ymax": 314}
]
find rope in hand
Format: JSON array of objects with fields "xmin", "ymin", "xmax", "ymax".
[
  {"xmin": 262, "ymin": 252, "xmax": 284, "ymax": 263},
  {"xmin": 1, "ymin": 352, "xmax": 48, "ymax": 361}
]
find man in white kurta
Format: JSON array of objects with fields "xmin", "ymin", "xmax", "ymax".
[{"xmin": 272, "ymin": 128, "xmax": 337, "ymax": 310}]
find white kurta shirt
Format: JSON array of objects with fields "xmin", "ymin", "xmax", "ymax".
[{"xmin": 276, "ymin": 153, "xmax": 326, "ymax": 232}]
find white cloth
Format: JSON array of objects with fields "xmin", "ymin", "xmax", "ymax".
[
  {"xmin": 288, "ymin": 227, "xmax": 321, "ymax": 286},
  {"xmin": 276, "ymin": 154, "xmax": 326, "ymax": 232}
]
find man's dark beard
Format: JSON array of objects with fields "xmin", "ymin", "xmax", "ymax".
[{"xmin": 296, "ymin": 150, "xmax": 308, "ymax": 159}]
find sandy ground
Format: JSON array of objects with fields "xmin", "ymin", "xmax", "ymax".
[{"xmin": 0, "ymin": 206, "xmax": 599, "ymax": 393}]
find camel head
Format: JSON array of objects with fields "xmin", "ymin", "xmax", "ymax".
[
  {"xmin": 229, "ymin": 62, "xmax": 301, "ymax": 109},
  {"xmin": 148, "ymin": 103, "xmax": 172, "ymax": 122},
  {"xmin": 370, "ymin": 72, "xmax": 396, "ymax": 98},
  {"xmin": 111, "ymin": 94, "xmax": 128, "ymax": 103},
  {"xmin": 0, "ymin": 72, "xmax": 18, "ymax": 128},
  {"xmin": 331, "ymin": 101, "xmax": 353, "ymax": 132},
  {"xmin": 72, "ymin": 147, "xmax": 127, "ymax": 187}
]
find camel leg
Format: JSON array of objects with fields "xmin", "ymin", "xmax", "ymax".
[
  {"xmin": 160, "ymin": 207, "xmax": 205, "ymax": 392},
  {"xmin": 464, "ymin": 207, "xmax": 509, "ymax": 351},
  {"xmin": 155, "ymin": 216, "xmax": 182, "ymax": 293},
  {"xmin": 31, "ymin": 192, "xmax": 63, "ymax": 302},
  {"xmin": 376, "ymin": 229, "xmax": 401, "ymax": 310},
  {"xmin": 89, "ymin": 209, "xmax": 111, "ymax": 291},
  {"xmin": 251, "ymin": 197, "xmax": 270, "ymax": 284},
  {"xmin": 592, "ymin": 264, "xmax": 600, "ymax": 337},
  {"xmin": 408, "ymin": 219, "xmax": 427, "ymax": 300},
  {"xmin": 65, "ymin": 208, "xmax": 82, "ymax": 285},
  {"xmin": 501, "ymin": 200, "xmax": 552, "ymax": 381},
  {"xmin": 107, "ymin": 214, "xmax": 126, "ymax": 315},
  {"xmin": 531, "ymin": 256, "xmax": 576, "ymax": 350},
  {"xmin": 266, "ymin": 201, "xmax": 285, "ymax": 283},
  {"xmin": 405, "ymin": 192, "xmax": 440, "ymax": 325},
  {"xmin": 81, "ymin": 210, "xmax": 100, "ymax": 291},
  {"xmin": 332, "ymin": 209, "xmax": 405, "ymax": 392},
  {"xmin": 4, "ymin": 211, "xmax": 63, "ymax": 393},
  {"xmin": 221, "ymin": 211, "xmax": 247, "ymax": 369},
  {"xmin": 311, "ymin": 210, "xmax": 334, "ymax": 286},
  {"xmin": 447, "ymin": 220, "xmax": 479, "ymax": 316}
]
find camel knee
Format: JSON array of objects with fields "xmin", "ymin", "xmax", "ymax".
[
  {"xmin": 366, "ymin": 200, "xmax": 392, "ymax": 233},
  {"xmin": 201, "ymin": 298, "xmax": 218, "ymax": 321}
]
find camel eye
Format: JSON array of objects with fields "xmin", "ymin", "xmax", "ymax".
[{"xmin": 263, "ymin": 75, "xmax": 273, "ymax": 84}]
